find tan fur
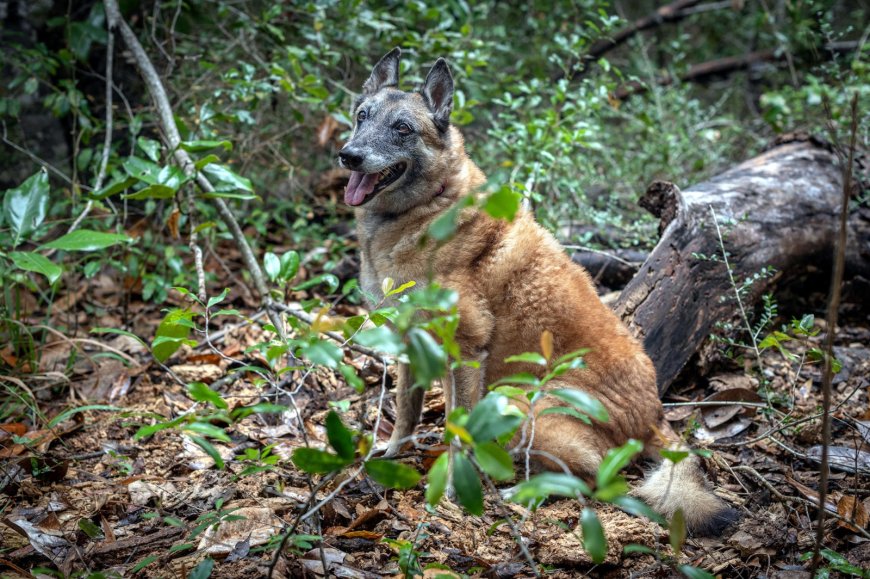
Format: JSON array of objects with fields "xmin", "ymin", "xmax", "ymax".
[{"xmin": 346, "ymin": 50, "xmax": 736, "ymax": 535}]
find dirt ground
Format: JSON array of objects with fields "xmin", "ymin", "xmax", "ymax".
[{"xmin": 1, "ymin": 238, "xmax": 868, "ymax": 578}]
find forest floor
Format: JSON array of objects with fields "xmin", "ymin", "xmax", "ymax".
[{"xmin": 2, "ymin": 227, "xmax": 869, "ymax": 579}]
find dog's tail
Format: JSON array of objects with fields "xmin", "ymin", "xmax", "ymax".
[{"xmin": 634, "ymin": 454, "xmax": 739, "ymax": 536}]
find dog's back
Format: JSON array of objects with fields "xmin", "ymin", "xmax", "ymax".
[{"xmin": 344, "ymin": 48, "xmax": 737, "ymax": 535}]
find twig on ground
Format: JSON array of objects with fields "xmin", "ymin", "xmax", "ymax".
[
  {"xmin": 810, "ymin": 92, "xmax": 859, "ymax": 576},
  {"xmin": 103, "ymin": 0, "xmax": 285, "ymax": 338},
  {"xmin": 479, "ymin": 466, "xmax": 541, "ymax": 577},
  {"xmin": 733, "ymin": 465, "xmax": 870, "ymax": 541}
]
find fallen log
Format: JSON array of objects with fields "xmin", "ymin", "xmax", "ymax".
[{"xmin": 614, "ymin": 138, "xmax": 870, "ymax": 395}]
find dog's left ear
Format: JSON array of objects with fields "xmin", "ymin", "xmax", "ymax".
[
  {"xmin": 421, "ymin": 58, "xmax": 453, "ymax": 132},
  {"xmin": 363, "ymin": 47, "xmax": 401, "ymax": 95}
]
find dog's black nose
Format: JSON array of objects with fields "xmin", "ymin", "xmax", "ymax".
[{"xmin": 339, "ymin": 148, "xmax": 364, "ymax": 170}]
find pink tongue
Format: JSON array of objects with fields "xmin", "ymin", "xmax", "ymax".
[{"xmin": 344, "ymin": 171, "xmax": 379, "ymax": 206}]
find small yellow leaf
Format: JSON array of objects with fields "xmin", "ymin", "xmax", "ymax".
[
  {"xmin": 541, "ymin": 330, "xmax": 554, "ymax": 362},
  {"xmin": 381, "ymin": 277, "xmax": 395, "ymax": 296}
]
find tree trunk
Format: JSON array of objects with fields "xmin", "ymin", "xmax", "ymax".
[{"xmin": 614, "ymin": 138, "xmax": 869, "ymax": 395}]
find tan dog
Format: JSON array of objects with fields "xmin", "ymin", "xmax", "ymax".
[{"xmin": 341, "ymin": 48, "xmax": 736, "ymax": 535}]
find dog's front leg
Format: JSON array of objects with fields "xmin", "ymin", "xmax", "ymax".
[{"xmin": 384, "ymin": 362, "xmax": 424, "ymax": 457}]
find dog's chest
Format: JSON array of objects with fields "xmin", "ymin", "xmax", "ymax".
[{"xmin": 358, "ymin": 226, "xmax": 430, "ymax": 306}]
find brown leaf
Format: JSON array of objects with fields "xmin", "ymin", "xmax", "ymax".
[
  {"xmin": 785, "ymin": 476, "xmax": 837, "ymax": 513},
  {"xmin": 701, "ymin": 387, "xmax": 763, "ymax": 428},
  {"xmin": 341, "ymin": 530, "xmax": 383, "ymax": 540},
  {"xmin": 0, "ymin": 423, "xmax": 28, "ymax": 437},
  {"xmin": 316, "ymin": 115, "xmax": 340, "ymax": 148},
  {"xmin": 837, "ymin": 496, "xmax": 869, "ymax": 531},
  {"xmin": 167, "ymin": 207, "xmax": 181, "ymax": 239}
]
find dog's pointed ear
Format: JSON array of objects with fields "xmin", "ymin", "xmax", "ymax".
[
  {"xmin": 421, "ymin": 58, "xmax": 453, "ymax": 132},
  {"xmin": 363, "ymin": 47, "xmax": 401, "ymax": 95}
]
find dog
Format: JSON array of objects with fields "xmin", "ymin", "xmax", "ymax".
[{"xmin": 340, "ymin": 47, "xmax": 737, "ymax": 535}]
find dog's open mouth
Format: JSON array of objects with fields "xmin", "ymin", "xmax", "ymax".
[{"xmin": 344, "ymin": 162, "xmax": 407, "ymax": 206}]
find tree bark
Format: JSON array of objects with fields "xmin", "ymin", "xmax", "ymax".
[{"xmin": 614, "ymin": 138, "xmax": 869, "ymax": 395}]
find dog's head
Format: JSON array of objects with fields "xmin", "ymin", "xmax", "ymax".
[{"xmin": 339, "ymin": 48, "xmax": 456, "ymax": 214}]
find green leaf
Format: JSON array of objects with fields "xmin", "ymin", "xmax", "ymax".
[
  {"xmin": 678, "ymin": 565, "xmax": 715, "ymax": 579},
  {"xmin": 206, "ymin": 288, "xmax": 230, "ymax": 309},
  {"xmin": 325, "ymin": 411, "xmax": 355, "ymax": 460},
  {"xmin": 184, "ymin": 422, "xmax": 232, "ymax": 443},
  {"xmin": 596, "ymin": 439, "xmax": 643, "ymax": 488},
  {"xmin": 137, "ymin": 136, "xmax": 162, "ymax": 162},
  {"xmin": 549, "ymin": 388, "xmax": 609, "ymax": 423},
  {"xmin": 428, "ymin": 195, "xmax": 474, "ymax": 242},
  {"xmin": 508, "ymin": 472, "xmax": 591, "ymax": 504},
  {"xmin": 407, "ymin": 327, "xmax": 446, "ymax": 387},
  {"xmin": 504, "ymin": 352, "xmax": 547, "ymax": 366},
  {"xmin": 452, "ymin": 453, "xmax": 484, "ymax": 515},
  {"xmin": 131, "ymin": 555, "xmax": 159, "ymax": 573},
  {"xmin": 125, "ymin": 184, "xmax": 176, "ymax": 200},
  {"xmin": 365, "ymin": 459, "xmax": 422, "ymax": 489},
  {"xmin": 426, "ymin": 452, "xmax": 449, "ymax": 507},
  {"xmin": 292, "ymin": 273, "xmax": 339, "ymax": 293},
  {"xmin": 659, "ymin": 449, "xmax": 690, "ymax": 464},
  {"xmin": 89, "ymin": 327, "xmax": 148, "ymax": 348},
  {"xmin": 538, "ymin": 406, "xmax": 592, "ymax": 425},
  {"xmin": 92, "ymin": 176, "xmax": 136, "ymax": 199},
  {"xmin": 188, "ymin": 435, "xmax": 225, "ymax": 469},
  {"xmin": 301, "ymin": 339, "xmax": 342, "ymax": 368},
  {"xmin": 474, "ymin": 441, "xmax": 514, "ymax": 481},
  {"xmin": 280, "ymin": 250, "xmax": 300, "ymax": 281},
  {"xmin": 43, "ymin": 229, "xmax": 131, "ymax": 252},
  {"xmin": 9, "ymin": 251, "xmax": 62, "ymax": 284},
  {"xmin": 493, "ymin": 372, "xmax": 541, "ymax": 387},
  {"xmin": 339, "ymin": 364, "xmax": 365, "ymax": 394},
  {"xmin": 77, "ymin": 518, "xmax": 103, "ymax": 539},
  {"xmin": 581, "ymin": 508, "xmax": 607, "ymax": 564},
  {"xmin": 593, "ymin": 478, "xmax": 629, "ymax": 502},
  {"xmin": 180, "ymin": 139, "xmax": 232, "ymax": 152},
  {"xmin": 623, "ymin": 544, "xmax": 655, "ymax": 555},
  {"xmin": 611, "ymin": 496, "xmax": 666, "ymax": 525},
  {"xmin": 48, "ymin": 404, "xmax": 122, "ymax": 428},
  {"xmin": 291, "ymin": 448, "xmax": 351, "ymax": 474},
  {"xmin": 354, "ymin": 326, "xmax": 404, "ymax": 356},
  {"xmin": 264, "ymin": 252, "xmax": 281, "ymax": 282},
  {"xmin": 202, "ymin": 163, "xmax": 253, "ymax": 192},
  {"xmin": 187, "ymin": 557, "xmax": 214, "ymax": 579},
  {"xmin": 3, "ymin": 169, "xmax": 49, "ymax": 247},
  {"xmin": 669, "ymin": 508, "xmax": 686, "ymax": 554},
  {"xmin": 187, "ymin": 382, "xmax": 228, "ymax": 410},
  {"xmin": 152, "ymin": 308, "xmax": 194, "ymax": 363},
  {"xmin": 123, "ymin": 156, "xmax": 162, "ymax": 184},
  {"xmin": 483, "ymin": 184, "xmax": 521, "ymax": 222},
  {"xmin": 466, "ymin": 393, "xmax": 524, "ymax": 443},
  {"xmin": 194, "ymin": 154, "xmax": 221, "ymax": 171}
]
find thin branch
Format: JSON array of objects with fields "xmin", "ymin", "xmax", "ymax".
[
  {"xmin": 103, "ymin": 0, "xmax": 285, "ymax": 337},
  {"xmin": 810, "ymin": 92, "xmax": 859, "ymax": 576},
  {"xmin": 268, "ymin": 301, "xmax": 385, "ymax": 360},
  {"xmin": 68, "ymin": 26, "xmax": 115, "ymax": 234},
  {"xmin": 562, "ymin": 0, "xmax": 706, "ymax": 80},
  {"xmin": 614, "ymin": 42, "xmax": 860, "ymax": 100}
]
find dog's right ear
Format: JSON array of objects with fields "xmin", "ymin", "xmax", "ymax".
[{"xmin": 363, "ymin": 47, "xmax": 401, "ymax": 95}]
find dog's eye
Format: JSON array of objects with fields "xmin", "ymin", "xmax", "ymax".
[
  {"xmin": 357, "ymin": 110, "xmax": 367, "ymax": 123},
  {"xmin": 395, "ymin": 122, "xmax": 412, "ymax": 135}
]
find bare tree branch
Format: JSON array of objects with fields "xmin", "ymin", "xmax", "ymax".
[
  {"xmin": 810, "ymin": 92, "xmax": 859, "ymax": 576},
  {"xmin": 559, "ymin": 0, "xmax": 708, "ymax": 80},
  {"xmin": 68, "ymin": 25, "xmax": 115, "ymax": 234},
  {"xmin": 103, "ymin": 0, "xmax": 285, "ymax": 336}
]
